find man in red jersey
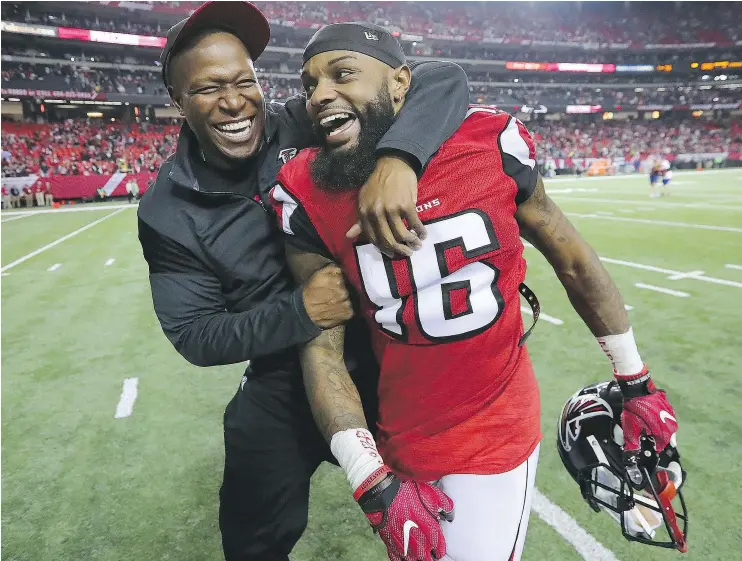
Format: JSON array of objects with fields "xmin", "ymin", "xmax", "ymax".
[{"xmin": 271, "ymin": 23, "xmax": 680, "ymax": 561}]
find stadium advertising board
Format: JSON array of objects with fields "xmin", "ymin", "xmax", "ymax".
[
  {"xmin": 1, "ymin": 89, "xmax": 107, "ymax": 100},
  {"xmin": 690, "ymin": 61, "xmax": 742, "ymax": 70},
  {"xmin": 566, "ymin": 105, "xmax": 603, "ymax": 114},
  {"xmin": 615, "ymin": 65, "xmax": 655, "ymax": 72},
  {"xmin": 506, "ymin": 62, "xmax": 616, "ymax": 73},
  {"xmin": 57, "ymin": 27, "xmax": 167, "ymax": 47},
  {"xmin": 0, "ymin": 21, "xmax": 57, "ymax": 37}
]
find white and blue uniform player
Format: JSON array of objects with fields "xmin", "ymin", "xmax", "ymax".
[
  {"xmin": 660, "ymin": 158, "xmax": 672, "ymax": 194},
  {"xmin": 649, "ymin": 159, "xmax": 670, "ymax": 198}
]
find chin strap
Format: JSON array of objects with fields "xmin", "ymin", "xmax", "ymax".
[{"xmin": 518, "ymin": 283, "xmax": 540, "ymax": 347}]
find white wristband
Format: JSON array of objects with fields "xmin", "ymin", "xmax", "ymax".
[
  {"xmin": 596, "ymin": 327, "xmax": 644, "ymax": 376},
  {"xmin": 330, "ymin": 428, "xmax": 385, "ymax": 491}
]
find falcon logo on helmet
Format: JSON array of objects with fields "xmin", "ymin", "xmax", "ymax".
[
  {"xmin": 559, "ymin": 393, "xmax": 614, "ymax": 452},
  {"xmin": 557, "ymin": 381, "xmax": 689, "ymax": 553}
]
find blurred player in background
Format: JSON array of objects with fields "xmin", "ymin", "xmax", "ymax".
[
  {"xmin": 659, "ymin": 157, "xmax": 672, "ymax": 196},
  {"xmin": 649, "ymin": 158, "xmax": 662, "ymax": 198}
]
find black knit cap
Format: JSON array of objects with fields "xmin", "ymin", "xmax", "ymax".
[{"xmin": 303, "ymin": 22, "xmax": 406, "ymax": 68}]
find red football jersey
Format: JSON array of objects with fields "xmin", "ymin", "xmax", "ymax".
[{"xmin": 272, "ymin": 108, "xmax": 542, "ymax": 480}]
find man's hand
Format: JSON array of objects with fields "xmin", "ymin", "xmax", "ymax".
[
  {"xmin": 616, "ymin": 366, "xmax": 679, "ymax": 462},
  {"xmin": 347, "ymin": 155, "xmax": 425, "ymax": 258},
  {"xmin": 355, "ymin": 467, "xmax": 454, "ymax": 561},
  {"xmin": 302, "ymin": 264, "xmax": 353, "ymax": 329}
]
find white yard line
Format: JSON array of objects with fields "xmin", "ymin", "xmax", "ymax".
[
  {"xmin": 544, "ymin": 167, "xmax": 739, "ymax": 184},
  {"xmin": 593, "ymin": 211, "xmax": 614, "ymax": 216},
  {"xmin": 105, "ymin": 258, "xmax": 115, "ymax": 267},
  {"xmin": 725, "ymin": 264, "xmax": 742, "ymax": 271},
  {"xmin": 554, "ymin": 196, "xmax": 742, "ymax": 212},
  {"xmin": 0, "ymin": 208, "xmax": 127, "ymax": 273},
  {"xmin": 114, "ymin": 378, "xmax": 139, "ymax": 419},
  {"xmin": 616, "ymin": 209, "xmax": 635, "ymax": 214},
  {"xmin": 522, "ymin": 243, "xmax": 742, "ymax": 290},
  {"xmin": 667, "ymin": 270, "xmax": 705, "ymax": 281},
  {"xmin": 521, "ymin": 306, "xmax": 564, "ymax": 325},
  {"xmin": 532, "ymin": 489, "xmax": 621, "ymax": 561},
  {"xmin": 2, "ymin": 212, "xmax": 34, "ymax": 222},
  {"xmin": 566, "ymin": 212, "xmax": 742, "ymax": 233},
  {"xmin": 46, "ymin": 263, "xmax": 62, "ymax": 272},
  {"xmin": 635, "ymin": 283, "xmax": 690, "ymax": 298},
  {"xmin": 599, "ymin": 257, "xmax": 742, "ymax": 289},
  {"xmin": 546, "ymin": 188, "xmax": 599, "ymax": 194}
]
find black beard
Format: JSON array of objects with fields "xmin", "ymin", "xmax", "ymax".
[{"xmin": 310, "ymin": 89, "xmax": 395, "ymax": 191}]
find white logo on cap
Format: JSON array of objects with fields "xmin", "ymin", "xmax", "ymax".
[{"xmin": 364, "ymin": 31, "xmax": 379, "ymax": 41}]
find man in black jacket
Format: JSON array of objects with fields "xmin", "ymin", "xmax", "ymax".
[{"xmin": 137, "ymin": 2, "xmax": 469, "ymax": 560}]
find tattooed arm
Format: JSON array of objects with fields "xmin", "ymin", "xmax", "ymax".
[
  {"xmin": 515, "ymin": 176, "xmax": 629, "ymax": 336},
  {"xmin": 284, "ymin": 244, "xmax": 367, "ymax": 442}
]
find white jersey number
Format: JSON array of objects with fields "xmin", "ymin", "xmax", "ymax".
[{"xmin": 355, "ymin": 211, "xmax": 504, "ymax": 343}]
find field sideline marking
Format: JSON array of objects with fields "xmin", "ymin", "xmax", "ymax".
[
  {"xmin": 725, "ymin": 264, "xmax": 742, "ymax": 271},
  {"xmin": 0, "ymin": 208, "xmax": 128, "ymax": 273},
  {"xmin": 114, "ymin": 378, "xmax": 139, "ymax": 419},
  {"xmin": 1, "ymin": 203, "xmax": 136, "ymax": 215},
  {"xmin": 2, "ymin": 212, "xmax": 34, "ymax": 222},
  {"xmin": 635, "ymin": 283, "xmax": 690, "ymax": 298},
  {"xmin": 532, "ymin": 489, "xmax": 621, "ymax": 561},
  {"xmin": 47, "ymin": 263, "xmax": 62, "ymax": 272},
  {"xmin": 522, "ymin": 243, "xmax": 742, "ymax": 289},
  {"xmin": 566, "ymin": 212, "xmax": 742, "ymax": 233},
  {"xmin": 521, "ymin": 306, "xmax": 564, "ymax": 325}
]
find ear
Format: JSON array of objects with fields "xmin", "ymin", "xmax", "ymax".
[
  {"xmin": 168, "ymin": 86, "xmax": 185, "ymax": 115},
  {"xmin": 391, "ymin": 65, "xmax": 411, "ymax": 103}
]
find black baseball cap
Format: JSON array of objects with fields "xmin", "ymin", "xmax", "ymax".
[{"xmin": 160, "ymin": 1, "xmax": 270, "ymax": 89}]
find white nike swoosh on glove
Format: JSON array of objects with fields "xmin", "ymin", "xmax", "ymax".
[
  {"xmin": 403, "ymin": 519, "xmax": 418, "ymax": 556},
  {"xmin": 659, "ymin": 410, "xmax": 676, "ymax": 424}
]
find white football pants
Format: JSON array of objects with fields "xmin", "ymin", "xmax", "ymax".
[{"xmin": 434, "ymin": 444, "xmax": 539, "ymax": 561}]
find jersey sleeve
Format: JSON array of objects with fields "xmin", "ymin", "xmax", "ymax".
[
  {"xmin": 496, "ymin": 116, "xmax": 539, "ymax": 205},
  {"xmin": 270, "ymin": 181, "xmax": 333, "ymax": 259}
]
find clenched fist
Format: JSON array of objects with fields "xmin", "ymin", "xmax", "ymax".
[{"xmin": 302, "ymin": 264, "xmax": 354, "ymax": 329}]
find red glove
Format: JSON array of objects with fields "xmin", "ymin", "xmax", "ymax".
[
  {"xmin": 355, "ymin": 466, "xmax": 454, "ymax": 561},
  {"xmin": 616, "ymin": 365, "xmax": 678, "ymax": 458}
]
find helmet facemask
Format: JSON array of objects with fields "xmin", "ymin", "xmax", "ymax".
[{"xmin": 578, "ymin": 434, "xmax": 688, "ymax": 552}]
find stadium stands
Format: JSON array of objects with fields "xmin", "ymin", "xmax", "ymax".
[
  {"xmin": 1, "ymin": 0, "xmax": 740, "ymax": 198},
  {"xmin": 1, "ymin": 121, "xmax": 178, "ymax": 177},
  {"xmin": 13, "ymin": 1, "xmax": 736, "ymax": 47}
]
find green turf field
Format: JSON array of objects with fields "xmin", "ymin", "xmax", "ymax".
[{"xmin": 2, "ymin": 169, "xmax": 741, "ymax": 561}]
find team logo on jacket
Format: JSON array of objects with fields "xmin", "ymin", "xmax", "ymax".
[{"xmin": 278, "ymin": 148, "xmax": 298, "ymax": 165}]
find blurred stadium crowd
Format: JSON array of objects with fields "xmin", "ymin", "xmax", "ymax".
[
  {"xmin": 3, "ymin": 118, "xmax": 739, "ymax": 178},
  {"xmin": 9, "ymin": 1, "xmax": 741, "ymax": 46},
  {"xmin": 1, "ymin": 1, "xmax": 741, "ymax": 182}
]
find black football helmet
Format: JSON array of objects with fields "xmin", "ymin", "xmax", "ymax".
[{"xmin": 557, "ymin": 381, "xmax": 688, "ymax": 552}]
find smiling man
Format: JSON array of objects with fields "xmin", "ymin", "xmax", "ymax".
[
  {"xmin": 136, "ymin": 3, "xmax": 470, "ymax": 561},
  {"xmin": 271, "ymin": 22, "xmax": 681, "ymax": 561}
]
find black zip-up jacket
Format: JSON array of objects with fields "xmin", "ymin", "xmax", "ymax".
[{"xmin": 138, "ymin": 61, "xmax": 468, "ymax": 371}]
